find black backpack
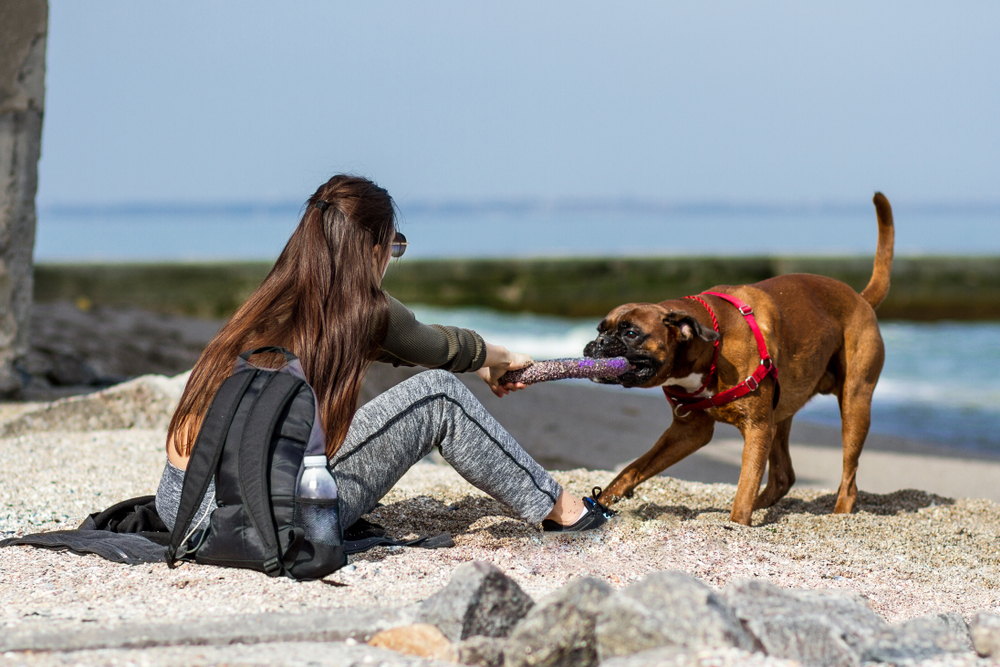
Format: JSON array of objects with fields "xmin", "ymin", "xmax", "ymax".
[{"xmin": 165, "ymin": 347, "xmax": 346, "ymax": 580}]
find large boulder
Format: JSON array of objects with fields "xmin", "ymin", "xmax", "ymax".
[
  {"xmin": 504, "ymin": 577, "xmax": 613, "ymax": 667},
  {"xmin": 416, "ymin": 568, "xmax": 984, "ymax": 667},
  {"xmin": 599, "ymin": 647, "xmax": 771, "ymax": 667},
  {"xmin": 416, "ymin": 560, "xmax": 534, "ymax": 642},
  {"xmin": 723, "ymin": 579, "xmax": 885, "ymax": 667},
  {"xmin": 0, "ymin": 372, "xmax": 188, "ymax": 437},
  {"xmin": 452, "ymin": 635, "xmax": 507, "ymax": 667},
  {"xmin": 862, "ymin": 611, "xmax": 972, "ymax": 663},
  {"xmin": 25, "ymin": 346, "xmax": 101, "ymax": 387},
  {"xmin": 595, "ymin": 570, "xmax": 755, "ymax": 661}
]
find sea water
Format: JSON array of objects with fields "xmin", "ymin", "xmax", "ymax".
[
  {"xmin": 409, "ymin": 304, "xmax": 1000, "ymax": 455},
  {"xmin": 33, "ymin": 200, "xmax": 1000, "ymax": 261}
]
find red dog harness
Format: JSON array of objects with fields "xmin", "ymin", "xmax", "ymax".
[{"xmin": 663, "ymin": 291, "xmax": 779, "ymax": 417}]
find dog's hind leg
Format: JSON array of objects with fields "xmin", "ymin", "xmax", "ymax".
[
  {"xmin": 599, "ymin": 411, "xmax": 715, "ymax": 504},
  {"xmin": 834, "ymin": 391, "xmax": 871, "ymax": 514},
  {"xmin": 755, "ymin": 416, "xmax": 796, "ymax": 510},
  {"xmin": 834, "ymin": 327, "xmax": 884, "ymax": 514}
]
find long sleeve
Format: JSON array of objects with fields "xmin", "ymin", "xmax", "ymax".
[{"xmin": 375, "ymin": 296, "xmax": 487, "ymax": 373}]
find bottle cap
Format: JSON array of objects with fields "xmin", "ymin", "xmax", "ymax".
[{"xmin": 303, "ymin": 455, "xmax": 328, "ymax": 467}]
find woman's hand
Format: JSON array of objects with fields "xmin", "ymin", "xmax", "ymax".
[{"xmin": 477, "ymin": 343, "xmax": 532, "ymax": 398}]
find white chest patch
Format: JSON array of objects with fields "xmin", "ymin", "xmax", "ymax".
[{"xmin": 658, "ymin": 372, "xmax": 712, "ymax": 396}]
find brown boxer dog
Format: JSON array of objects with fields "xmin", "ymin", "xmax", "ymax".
[{"xmin": 584, "ymin": 193, "xmax": 894, "ymax": 525}]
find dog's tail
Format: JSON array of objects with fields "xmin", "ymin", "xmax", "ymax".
[{"xmin": 860, "ymin": 192, "xmax": 894, "ymax": 309}]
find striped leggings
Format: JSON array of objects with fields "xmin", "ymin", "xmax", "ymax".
[{"xmin": 331, "ymin": 369, "xmax": 562, "ymax": 527}]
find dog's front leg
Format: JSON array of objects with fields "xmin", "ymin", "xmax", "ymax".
[
  {"xmin": 600, "ymin": 411, "xmax": 715, "ymax": 503},
  {"xmin": 731, "ymin": 417, "xmax": 776, "ymax": 525},
  {"xmin": 755, "ymin": 417, "xmax": 796, "ymax": 510}
]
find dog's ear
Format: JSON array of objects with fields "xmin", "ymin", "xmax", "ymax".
[{"xmin": 662, "ymin": 311, "xmax": 720, "ymax": 343}]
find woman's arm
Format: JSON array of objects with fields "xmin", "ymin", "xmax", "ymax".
[
  {"xmin": 380, "ymin": 296, "xmax": 486, "ymax": 372},
  {"xmin": 379, "ymin": 296, "xmax": 532, "ymax": 397}
]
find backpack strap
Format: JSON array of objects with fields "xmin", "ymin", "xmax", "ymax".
[
  {"xmin": 345, "ymin": 532, "xmax": 455, "ymax": 554},
  {"xmin": 342, "ymin": 516, "xmax": 454, "ymax": 554},
  {"xmin": 236, "ymin": 371, "xmax": 305, "ymax": 576},
  {"xmin": 167, "ymin": 369, "xmax": 259, "ymax": 566}
]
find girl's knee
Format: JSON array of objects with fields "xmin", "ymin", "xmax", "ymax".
[{"xmin": 419, "ymin": 368, "xmax": 470, "ymax": 397}]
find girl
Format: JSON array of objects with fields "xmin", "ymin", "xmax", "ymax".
[{"xmin": 155, "ymin": 175, "xmax": 611, "ymax": 537}]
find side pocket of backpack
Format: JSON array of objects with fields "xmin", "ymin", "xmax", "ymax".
[
  {"xmin": 281, "ymin": 494, "xmax": 344, "ymax": 579},
  {"xmin": 285, "ymin": 535, "xmax": 346, "ymax": 580}
]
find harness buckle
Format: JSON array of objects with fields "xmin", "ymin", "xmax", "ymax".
[
  {"xmin": 745, "ymin": 375, "xmax": 759, "ymax": 391},
  {"xmin": 739, "ymin": 304, "xmax": 753, "ymax": 316}
]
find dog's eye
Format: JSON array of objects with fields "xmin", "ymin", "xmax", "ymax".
[{"xmin": 624, "ymin": 330, "xmax": 639, "ymax": 340}]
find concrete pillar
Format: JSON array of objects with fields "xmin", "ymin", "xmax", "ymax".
[{"xmin": 0, "ymin": 0, "xmax": 47, "ymax": 396}]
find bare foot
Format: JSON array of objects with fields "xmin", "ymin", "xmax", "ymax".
[{"xmin": 545, "ymin": 490, "xmax": 586, "ymax": 526}]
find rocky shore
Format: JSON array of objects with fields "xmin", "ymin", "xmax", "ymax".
[{"xmin": 2, "ymin": 302, "xmax": 1000, "ymax": 665}]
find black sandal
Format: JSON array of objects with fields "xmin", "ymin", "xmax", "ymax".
[{"xmin": 542, "ymin": 487, "xmax": 616, "ymax": 533}]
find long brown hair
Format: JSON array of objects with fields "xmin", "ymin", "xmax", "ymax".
[{"xmin": 168, "ymin": 175, "xmax": 396, "ymax": 458}]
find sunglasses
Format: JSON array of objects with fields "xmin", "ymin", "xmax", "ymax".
[{"xmin": 391, "ymin": 232, "xmax": 408, "ymax": 259}]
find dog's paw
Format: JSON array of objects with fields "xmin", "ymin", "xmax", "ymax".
[{"xmin": 598, "ymin": 489, "xmax": 631, "ymax": 504}]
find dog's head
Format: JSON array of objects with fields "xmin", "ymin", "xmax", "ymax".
[{"xmin": 583, "ymin": 302, "xmax": 720, "ymax": 388}]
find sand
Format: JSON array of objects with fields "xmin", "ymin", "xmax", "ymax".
[
  {"xmin": 3, "ymin": 365, "xmax": 1000, "ymax": 633},
  {"xmin": 3, "ymin": 303, "xmax": 1000, "ymax": 665}
]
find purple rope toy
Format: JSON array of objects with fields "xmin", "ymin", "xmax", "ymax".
[{"xmin": 498, "ymin": 357, "xmax": 633, "ymax": 385}]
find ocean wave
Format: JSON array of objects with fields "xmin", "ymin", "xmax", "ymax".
[{"xmin": 873, "ymin": 378, "xmax": 1000, "ymax": 412}]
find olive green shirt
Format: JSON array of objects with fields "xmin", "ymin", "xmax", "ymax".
[{"xmin": 375, "ymin": 296, "xmax": 487, "ymax": 373}]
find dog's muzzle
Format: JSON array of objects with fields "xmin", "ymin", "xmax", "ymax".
[
  {"xmin": 584, "ymin": 335, "xmax": 658, "ymax": 386},
  {"xmin": 584, "ymin": 336, "xmax": 625, "ymax": 384},
  {"xmin": 584, "ymin": 335, "xmax": 626, "ymax": 359}
]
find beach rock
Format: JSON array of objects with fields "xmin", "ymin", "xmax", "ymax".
[
  {"xmin": 416, "ymin": 560, "xmax": 535, "ymax": 642},
  {"xmin": 28, "ymin": 301, "xmax": 221, "ymax": 383},
  {"xmin": 862, "ymin": 611, "xmax": 972, "ymax": 663},
  {"xmin": 970, "ymin": 612, "xmax": 1000, "ymax": 657},
  {"xmin": 722, "ymin": 579, "xmax": 885, "ymax": 667},
  {"xmin": 0, "ymin": 371, "xmax": 188, "ymax": 438},
  {"xmin": 600, "ymin": 647, "xmax": 770, "ymax": 667},
  {"xmin": 595, "ymin": 570, "xmax": 755, "ymax": 661},
  {"xmin": 25, "ymin": 347, "xmax": 103, "ymax": 387},
  {"xmin": 452, "ymin": 635, "xmax": 507, "ymax": 667},
  {"xmin": 368, "ymin": 623, "xmax": 454, "ymax": 660},
  {"xmin": 746, "ymin": 614, "xmax": 858, "ymax": 667},
  {"xmin": 504, "ymin": 577, "xmax": 612, "ymax": 667}
]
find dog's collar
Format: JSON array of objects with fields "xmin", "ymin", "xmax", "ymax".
[
  {"xmin": 664, "ymin": 292, "xmax": 779, "ymax": 417},
  {"xmin": 661, "ymin": 295, "xmax": 720, "ymax": 401}
]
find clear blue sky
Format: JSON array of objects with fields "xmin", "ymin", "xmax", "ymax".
[{"xmin": 37, "ymin": 1, "xmax": 1000, "ymax": 208}]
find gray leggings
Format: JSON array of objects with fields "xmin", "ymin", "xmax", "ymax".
[
  {"xmin": 156, "ymin": 369, "xmax": 562, "ymax": 532},
  {"xmin": 332, "ymin": 369, "xmax": 562, "ymax": 526}
]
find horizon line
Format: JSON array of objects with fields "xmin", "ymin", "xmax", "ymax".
[{"xmin": 39, "ymin": 197, "xmax": 1000, "ymax": 219}]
